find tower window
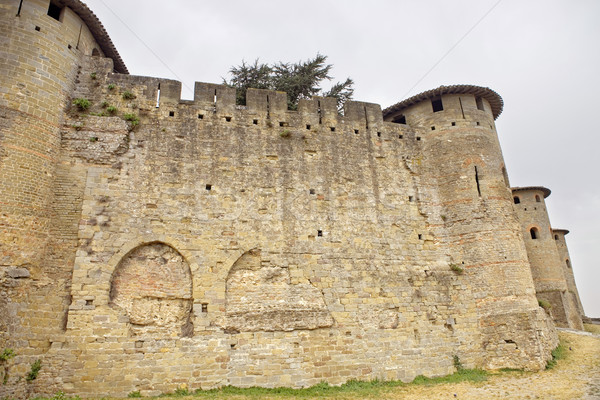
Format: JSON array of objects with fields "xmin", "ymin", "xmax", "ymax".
[
  {"xmin": 392, "ymin": 115, "xmax": 406, "ymax": 124},
  {"xmin": 530, "ymin": 227, "xmax": 539, "ymax": 240},
  {"xmin": 476, "ymin": 97, "xmax": 485, "ymax": 111},
  {"xmin": 432, "ymin": 98, "xmax": 443, "ymax": 112},
  {"xmin": 513, "ymin": 196, "xmax": 520, "ymax": 204},
  {"xmin": 535, "ymin": 195, "xmax": 541, "ymax": 202},
  {"xmin": 47, "ymin": 2, "xmax": 63, "ymax": 21},
  {"xmin": 554, "ymin": 235, "xmax": 558, "ymax": 240}
]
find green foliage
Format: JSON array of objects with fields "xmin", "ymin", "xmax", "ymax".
[
  {"xmin": 108, "ymin": 83, "xmax": 116, "ymax": 90},
  {"xmin": 101, "ymin": 101, "xmax": 109, "ymax": 108},
  {"xmin": 127, "ymin": 391, "xmax": 142, "ymax": 398},
  {"xmin": 538, "ymin": 299, "xmax": 552, "ymax": 310},
  {"xmin": 411, "ymin": 368, "xmax": 488, "ymax": 385},
  {"xmin": 453, "ymin": 355, "xmax": 463, "ymax": 371},
  {"xmin": 546, "ymin": 341, "xmax": 567, "ymax": 369},
  {"xmin": 89, "ymin": 136, "xmax": 98, "ymax": 142},
  {"xmin": 279, "ymin": 129, "xmax": 291, "ymax": 138},
  {"xmin": 123, "ymin": 113, "xmax": 139, "ymax": 128},
  {"xmin": 26, "ymin": 359, "xmax": 41, "ymax": 382},
  {"xmin": 122, "ymin": 91, "xmax": 136, "ymax": 100},
  {"xmin": 449, "ymin": 263, "xmax": 464, "ymax": 275},
  {"xmin": 106, "ymin": 105, "xmax": 117, "ymax": 114},
  {"xmin": 223, "ymin": 54, "xmax": 354, "ymax": 111},
  {"xmin": 90, "ymin": 72, "xmax": 97, "ymax": 80},
  {"xmin": 72, "ymin": 98, "xmax": 90, "ymax": 111},
  {"xmin": 172, "ymin": 388, "xmax": 190, "ymax": 397},
  {"xmin": 189, "ymin": 369, "xmax": 487, "ymax": 398},
  {"xmin": 29, "ymin": 393, "xmax": 82, "ymax": 400},
  {"xmin": 0, "ymin": 349, "xmax": 15, "ymax": 362}
]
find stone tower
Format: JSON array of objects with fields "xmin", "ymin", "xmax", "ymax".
[
  {"xmin": 511, "ymin": 187, "xmax": 584, "ymax": 330},
  {"xmin": 553, "ymin": 229, "xmax": 585, "ymax": 317},
  {"xmin": 383, "ymin": 86, "xmax": 555, "ymax": 369},
  {"xmin": 0, "ymin": 0, "xmax": 127, "ymax": 384}
]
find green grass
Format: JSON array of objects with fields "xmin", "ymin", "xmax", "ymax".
[
  {"xmin": 546, "ymin": 341, "xmax": 567, "ymax": 370},
  {"xmin": 30, "ymin": 369, "xmax": 488, "ymax": 400},
  {"xmin": 72, "ymin": 98, "xmax": 91, "ymax": 111},
  {"xmin": 186, "ymin": 370, "xmax": 487, "ymax": 398}
]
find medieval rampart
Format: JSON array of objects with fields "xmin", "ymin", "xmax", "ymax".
[{"xmin": 0, "ymin": 0, "xmax": 584, "ymax": 397}]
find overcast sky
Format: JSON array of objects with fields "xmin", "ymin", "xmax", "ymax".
[{"xmin": 83, "ymin": 0, "xmax": 600, "ymax": 317}]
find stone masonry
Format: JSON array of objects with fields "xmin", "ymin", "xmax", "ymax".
[{"xmin": 0, "ymin": 0, "xmax": 584, "ymax": 397}]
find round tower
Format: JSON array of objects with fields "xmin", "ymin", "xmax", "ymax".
[
  {"xmin": 384, "ymin": 85, "xmax": 555, "ymax": 369},
  {"xmin": 0, "ymin": 0, "xmax": 128, "ymax": 376},
  {"xmin": 552, "ymin": 229, "xmax": 585, "ymax": 318},
  {"xmin": 511, "ymin": 187, "xmax": 583, "ymax": 329},
  {"xmin": 0, "ymin": 0, "xmax": 127, "ymax": 272}
]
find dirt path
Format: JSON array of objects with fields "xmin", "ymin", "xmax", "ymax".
[{"xmin": 373, "ymin": 329, "xmax": 600, "ymax": 400}]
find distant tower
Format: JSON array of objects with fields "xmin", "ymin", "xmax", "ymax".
[
  {"xmin": 553, "ymin": 229, "xmax": 585, "ymax": 317},
  {"xmin": 511, "ymin": 187, "xmax": 583, "ymax": 330},
  {"xmin": 384, "ymin": 86, "xmax": 552, "ymax": 369}
]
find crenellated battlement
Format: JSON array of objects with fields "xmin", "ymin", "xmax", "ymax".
[{"xmin": 0, "ymin": 1, "xmax": 583, "ymax": 398}]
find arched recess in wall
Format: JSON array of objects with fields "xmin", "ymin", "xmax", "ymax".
[
  {"xmin": 91, "ymin": 48, "xmax": 100, "ymax": 57},
  {"xmin": 221, "ymin": 249, "xmax": 333, "ymax": 332},
  {"xmin": 109, "ymin": 242, "xmax": 193, "ymax": 337}
]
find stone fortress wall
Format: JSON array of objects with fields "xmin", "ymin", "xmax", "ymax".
[{"xmin": 0, "ymin": 0, "xmax": 585, "ymax": 397}]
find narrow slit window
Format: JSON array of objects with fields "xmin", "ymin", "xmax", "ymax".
[
  {"xmin": 156, "ymin": 84, "xmax": 160, "ymax": 108},
  {"xmin": 554, "ymin": 235, "xmax": 558, "ymax": 240},
  {"xmin": 205, "ymin": 184, "xmax": 212, "ymax": 191},
  {"xmin": 474, "ymin": 166, "xmax": 481, "ymax": 196},
  {"xmin": 377, "ymin": 132, "xmax": 381, "ymax": 137},
  {"xmin": 535, "ymin": 195, "xmax": 541, "ymax": 202},
  {"xmin": 306, "ymin": 124, "xmax": 311, "ymax": 130},
  {"xmin": 317, "ymin": 230, "xmax": 323, "ymax": 237},
  {"xmin": 253, "ymin": 119, "xmax": 258, "ymax": 125},
  {"xmin": 476, "ymin": 97, "xmax": 485, "ymax": 111},
  {"xmin": 530, "ymin": 227, "xmax": 539, "ymax": 240},
  {"xmin": 432, "ymin": 98, "xmax": 443, "ymax": 112},
  {"xmin": 514, "ymin": 196, "xmax": 520, "ymax": 204}
]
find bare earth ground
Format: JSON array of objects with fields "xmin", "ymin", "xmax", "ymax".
[
  {"xmin": 376, "ymin": 329, "xmax": 600, "ymax": 400},
  {"xmin": 167, "ymin": 327, "xmax": 600, "ymax": 400}
]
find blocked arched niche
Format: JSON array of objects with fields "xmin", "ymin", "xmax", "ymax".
[
  {"xmin": 109, "ymin": 242, "xmax": 193, "ymax": 337},
  {"xmin": 222, "ymin": 249, "xmax": 333, "ymax": 332}
]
